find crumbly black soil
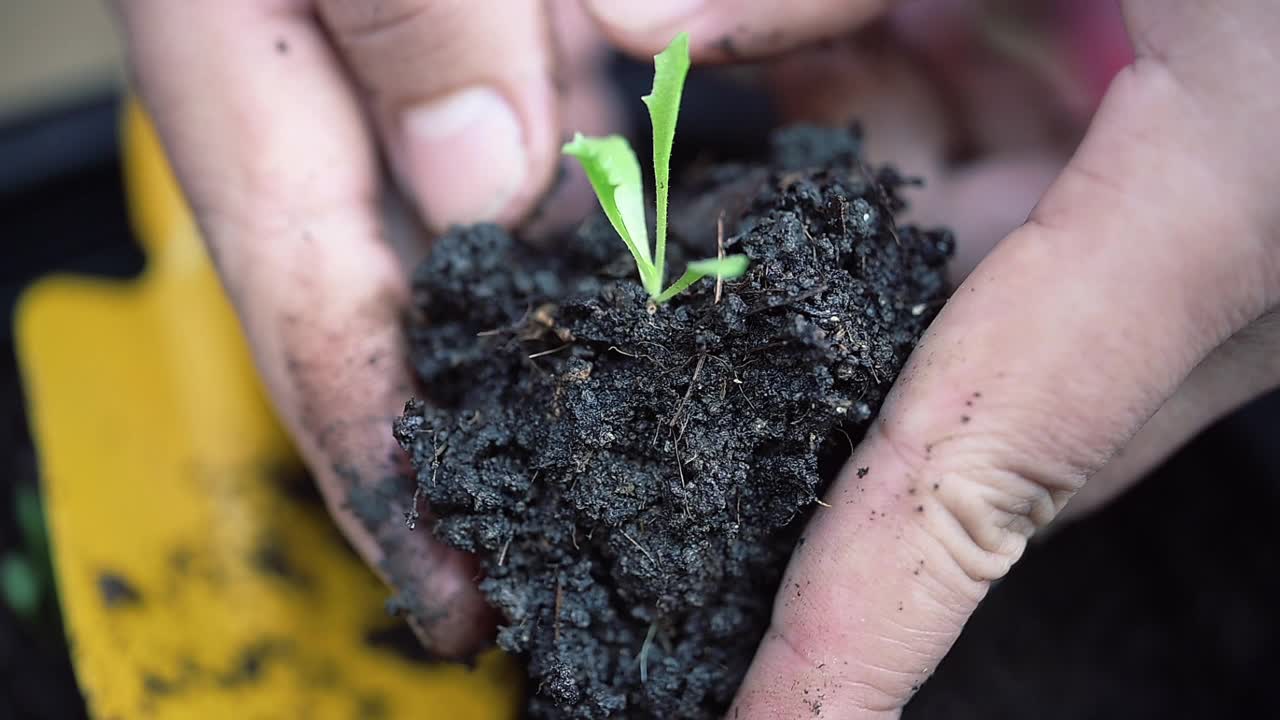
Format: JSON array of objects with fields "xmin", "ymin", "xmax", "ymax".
[{"xmin": 393, "ymin": 126, "xmax": 952, "ymax": 719}]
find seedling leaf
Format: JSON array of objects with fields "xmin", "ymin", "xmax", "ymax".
[
  {"xmin": 653, "ymin": 254, "xmax": 749, "ymax": 304},
  {"xmin": 562, "ymin": 133, "xmax": 657, "ymax": 292},
  {"xmin": 562, "ymin": 32, "xmax": 750, "ymax": 304},
  {"xmin": 642, "ymin": 32, "xmax": 691, "ymax": 288},
  {"xmin": 686, "ymin": 255, "xmax": 750, "ymax": 277}
]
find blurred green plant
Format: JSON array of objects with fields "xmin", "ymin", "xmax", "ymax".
[{"xmin": 2, "ymin": 484, "xmax": 51, "ymax": 621}]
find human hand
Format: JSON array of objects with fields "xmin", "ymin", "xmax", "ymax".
[
  {"xmin": 110, "ymin": 0, "xmax": 621, "ymax": 656},
  {"xmin": 578, "ymin": 0, "xmax": 1280, "ymax": 716},
  {"xmin": 115, "ymin": 0, "xmax": 1280, "ymax": 700}
]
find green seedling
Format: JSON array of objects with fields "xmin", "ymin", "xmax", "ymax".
[{"xmin": 563, "ymin": 33, "xmax": 749, "ymax": 304}]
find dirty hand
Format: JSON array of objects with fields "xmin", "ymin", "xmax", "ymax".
[
  {"xmin": 582, "ymin": 1, "xmax": 1280, "ymax": 717},
  {"xmin": 109, "ymin": 0, "xmax": 627, "ymax": 656},
  {"xmin": 113, "ymin": 0, "xmax": 1280, "ymax": 702}
]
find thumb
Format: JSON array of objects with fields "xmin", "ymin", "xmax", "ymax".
[
  {"xmin": 731, "ymin": 17, "xmax": 1280, "ymax": 720},
  {"xmin": 317, "ymin": 0, "xmax": 559, "ymax": 230}
]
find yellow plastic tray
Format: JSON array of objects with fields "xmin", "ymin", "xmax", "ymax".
[{"xmin": 15, "ymin": 99, "xmax": 521, "ymax": 719}]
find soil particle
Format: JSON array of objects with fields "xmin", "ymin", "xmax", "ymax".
[
  {"xmin": 143, "ymin": 673, "xmax": 172, "ymax": 695},
  {"xmin": 715, "ymin": 35, "xmax": 744, "ymax": 60},
  {"xmin": 395, "ymin": 125, "xmax": 951, "ymax": 719},
  {"xmin": 341, "ymin": 472, "xmax": 402, "ymax": 536},
  {"xmin": 97, "ymin": 572, "xmax": 142, "ymax": 608},
  {"xmin": 217, "ymin": 639, "xmax": 282, "ymax": 688},
  {"xmin": 250, "ymin": 533, "xmax": 312, "ymax": 589}
]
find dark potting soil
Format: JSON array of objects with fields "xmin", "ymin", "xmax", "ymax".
[{"xmin": 394, "ymin": 126, "xmax": 952, "ymax": 719}]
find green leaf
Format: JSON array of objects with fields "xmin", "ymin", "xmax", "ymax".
[
  {"xmin": 562, "ymin": 133, "xmax": 657, "ymax": 293},
  {"xmin": 653, "ymin": 254, "xmax": 750, "ymax": 304},
  {"xmin": 642, "ymin": 32, "xmax": 691, "ymax": 291},
  {"xmin": 686, "ymin": 255, "xmax": 750, "ymax": 278},
  {"xmin": 563, "ymin": 33, "xmax": 716, "ymax": 305}
]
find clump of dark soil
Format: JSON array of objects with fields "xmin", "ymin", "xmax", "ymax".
[{"xmin": 394, "ymin": 126, "xmax": 952, "ymax": 719}]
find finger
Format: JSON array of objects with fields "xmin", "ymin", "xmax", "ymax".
[
  {"xmin": 759, "ymin": 34, "xmax": 1062, "ymax": 281},
  {"xmin": 583, "ymin": 0, "xmax": 888, "ymax": 61},
  {"xmin": 914, "ymin": 153, "xmax": 1060, "ymax": 279},
  {"xmin": 1062, "ymin": 312, "xmax": 1280, "ymax": 521},
  {"xmin": 522, "ymin": 0, "xmax": 626, "ymax": 239},
  {"xmin": 759, "ymin": 0, "xmax": 1268, "ymax": 520},
  {"xmin": 762, "ymin": 34, "xmax": 950, "ymax": 178},
  {"xmin": 317, "ymin": 0, "xmax": 559, "ymax": 231},
  {"xmin": 732, "ymin": 21, "xmax": 1280, "ymax": 720},
  {"xmin": 113, "ymin": 0, "xmax": 491, "ymax": 655}
]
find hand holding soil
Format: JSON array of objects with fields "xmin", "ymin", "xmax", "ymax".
[
  {"xmin": 110, "ymin": 0, "xmax": 621, "ymax": 657},
  {"xmin": 707, "ymin": 2, "xmax": 1280, "ymax": 717},
  {"xmin": 112, "ymin": 0, "xmax": 1280, "ymax": 718}
]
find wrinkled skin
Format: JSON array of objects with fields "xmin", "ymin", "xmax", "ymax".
[{"xmin": 113, "ymin": 0, "xmax": 1280, "ymax": 717}]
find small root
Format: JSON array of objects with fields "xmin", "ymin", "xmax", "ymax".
[
  {"xmin": 675, "ymin": 443, "xmax": 690, "ymax": 520},
  {"xmin": 835, "ymin": 426, "xmax": 856, "ymax": 456},
  {"xmin": 669, "ymin": 354, "xmax": 706, "ymax": 428},
  {"xmin": 404, "ymin": 484, "xmax": 424, "ymax": 530},
  {"xmin": 528, "ymin": 343, "xmax": 572, "ymax": 359},
  {"xmin": 498, "ymin": 534, "xmax": 512, "ymax": 566},
  {"xmin": 620, "ymin": 529, "xmax": 656, "ymax": 565},
  {"xmin": 639, "ymin": 619, "xmax": 659, "ymax": 684},
  {"xmin": 475, "ymin": 305, "xmax": 532, "ymax": 337},
  {"xmin": 554, "ymin": 576, "xmax": 563, "ymax": 643},
  {"xmin": 715, "ymin": 210, "xmax": 726, "ymax": 304}
]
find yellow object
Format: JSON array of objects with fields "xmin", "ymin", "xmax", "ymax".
[{"xmin": 15, "ymin": 100, "xmax": 521, "ymax": 718}]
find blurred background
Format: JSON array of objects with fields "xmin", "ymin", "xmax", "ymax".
[
  {"xmin": 2, "ymin": 3, "xmax": 128, "ymax": 718},
  {"xmin": 0, "ymin": 2, "xmax": 121, "ymax": 117},
  {"xmin": 2, "ymin": 2, "xmax": 1279, "ymax": 720}
]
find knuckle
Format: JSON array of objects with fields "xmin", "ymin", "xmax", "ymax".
[
  {"xmin": 319, "ymin": 0, "xmax": 474, "ymax": 101},
  {"xmin": 924, "ymin": 466, "xmax": 1053, "ymax": 583},
  {"xmin": 320, "ymin": 0, "xmax": 441, "ymax": 43},
  {"xmin": 318, "ymin": 0, "xmax": 527, "ymax": 97},
  {"xmin": 876, "ymin": 420, "xmax": 1084, "ymax": 585}
]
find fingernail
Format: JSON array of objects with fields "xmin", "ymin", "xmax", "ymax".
[
  {"xmin": 402, "ymin": 86, "xmax": 526, "ymax": 228},
  {"xmin": 586, "ymin": 0, "xmax": 704, "ymax": 34}
]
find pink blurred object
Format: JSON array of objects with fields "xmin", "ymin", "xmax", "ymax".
[
  {"xmin": 891, "ymin": 0, "xmax": 1133, "ymax": 119},
  {"xmin": 1054, "ymin": 0, "xmax": 1134, "ymax": 111}
]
